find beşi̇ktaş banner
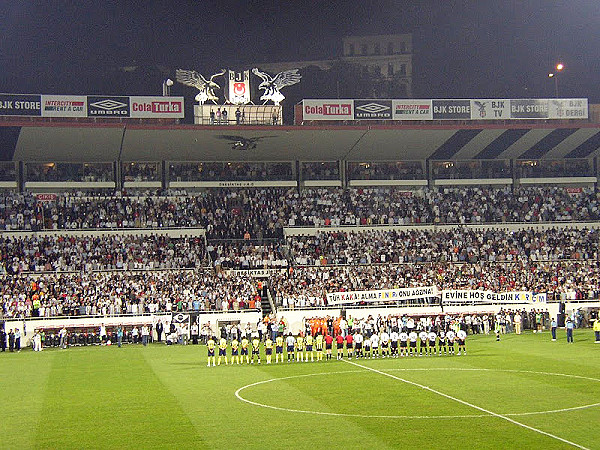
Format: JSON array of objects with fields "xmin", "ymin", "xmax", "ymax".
[
  {"xmin": 326, "ymin": 286, "xmax": 438, "ymax": 305},
  {"xmin": 441, "ymin": 290, "xmax": 547, "ymax": 304}
]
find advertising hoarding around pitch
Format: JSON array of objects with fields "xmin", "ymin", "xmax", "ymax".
[
  {"xmin": 41, "ymin": 95, "xmax": 87, "ymax": 117},
  {"xmin": 129, "ymin": 96, "xmax": 184, "ymax": 118},
  {"xmin": 470, "ymin": 99, "xmax": 510, "ymax": 120},
  {"xmin": 392, "ymin": 100, "xmax": 432, "ymax": 120},
  {"xmin": 432, "ymin": 100, "xmax": 471, "ymax": 119},
  {"xmin": 0, "ymin": 94, "xmax": 41, "ymax": 116},
  {"xmin": 302, "ymin": 99, "xmax": 354, "ymax": 120},
  {"xmin": 354, "ymin": 99, "xmax": 393, "ymax": 120}
]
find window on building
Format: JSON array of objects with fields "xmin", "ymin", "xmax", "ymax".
[
  {"xmin": 374, "ymin": 43, "xmax": 380, "ymax": 55},
  {"xmin": 361, "ymin": 43, "xmax": 368, "ymax": 55},
  {"xmin": 388, "ymin": 63, "xmax": 394, "ymax": 76},
  {"xmin": 348, "ymin": 44, "xmax": 354, "ymax": 56},
  {"xmin": 387, "ymin": 42, "xmax": 394, "ymax": 54}
]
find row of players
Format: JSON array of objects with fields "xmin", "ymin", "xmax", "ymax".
[{"xmin": 206, "ymin": 329, "xmax": 467, "ymax": 366}]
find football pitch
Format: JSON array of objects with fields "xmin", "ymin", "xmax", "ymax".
[{"xmin": 1, "ymin": 330, "xmax": 599, "ymax": 449}]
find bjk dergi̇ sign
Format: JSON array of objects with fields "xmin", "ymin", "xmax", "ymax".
[
  {"xmin": 392, "ymin": 100, "xmax": 432, "ymax": 120},
  {"xmin": 0, "ymin": 94, "xmax": 41, "ymax": 116},
  {"xmin": 547, "ymin": 98, "xmax": 588, "ymax": 119},
  {"xmin": 41, "ymin": 95, "xmax": 86, "ymax": 117},
  {"xmin": 302, "ymin": 99, "xmax": 353, "ymax": 120},
  {"xmin": 129, "ymin": 96, "xmax": 184, "ymax": 118}
]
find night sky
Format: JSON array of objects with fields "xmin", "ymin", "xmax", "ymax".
[{"xmin": 1, "ymin": 0, "xmax": 599, "ymax": 101}]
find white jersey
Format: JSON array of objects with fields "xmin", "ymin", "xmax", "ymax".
[
  {"xmin": 409, "ymin": 332, "xmax": 418, "ymax": 342},
  {"xmin": 399, "ymin": 332, "xmax": 408, "ymax": 342},
  {"xmin": 380, "ymin": 332, "xmax": 390, "ymax": 344},
  {"xmin": 446, "ymin": 330, "xmax": 456, "ymax": 342},
  {"xmin": 428, "ymin": 332, "xmax": 437, "ymax": 342},
  {"xmin": 390, "ymin": 331, "xmax": 399, "ymax": 342},
  {"xmin": 286, "ymin": 335, "xmax": 295, "ymax": 347},
  {"xmin": 419, "ymin": 331, "xmax": 428, "ymax": 342},
  {"xmin": 363, "ymin": 337, "xmax": 371, "ymax": 348},
  {"xmin": 457, "ymin": 330, "xmax": 467, "ymax": 340},
  {"xmin": 354, "ymin": 333, "xmax": 363, "ymax": 344},
  {"xmin": 370, "ymin": 334, "xmax": 380, "ymax": 348}
]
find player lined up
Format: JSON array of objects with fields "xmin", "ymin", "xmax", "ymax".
[{"xmin": 206, "ymin": 329, "xmax": 466, "ymax": 366}]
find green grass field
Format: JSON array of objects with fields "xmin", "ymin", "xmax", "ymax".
[{"xmin": 1, "ymin": 329, "xmax": 599, "ymax": 449}]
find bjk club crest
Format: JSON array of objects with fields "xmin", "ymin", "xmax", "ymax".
[
  {"xmin": 227, "ymin": 70, "xmax": 251, "ymax": 105},
  {"xmin": 233, "ymin": 82, "xmax": 246, "ymax": 96}
]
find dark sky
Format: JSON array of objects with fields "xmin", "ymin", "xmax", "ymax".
[{"xmin": 1, "ymin": 0, "xmax": 599, "ymax": 100}]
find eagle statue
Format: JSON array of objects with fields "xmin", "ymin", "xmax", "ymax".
[
  {"xmin": 176, "ymin": 69, "xmax": 226, "ymax": 104},
  {"xmin": 252, "ymin": 68, "xmax": 301, "ymax": 105}
]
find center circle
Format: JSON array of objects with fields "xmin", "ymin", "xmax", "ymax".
[{"xmin": 235, "ymin": 368, "xmax": 600, "ymax": 419}]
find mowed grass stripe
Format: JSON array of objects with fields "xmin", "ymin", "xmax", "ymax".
[
  {"xmin": 143, "ymin": 347, "xmax": 399, "ymax": 449},
  {"xmin": 0, "ymin": 349, "xmax": 55, "ymax": 449},
  {"xmin": 34, "ymin": 346, "xmax": 205, "ymax": 449},
  {"xmin": 342, "ymin": 357, "xmax": 598, "ymax": 449}
]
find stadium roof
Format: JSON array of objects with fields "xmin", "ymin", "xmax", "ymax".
[{"xmin": 4, "ymin": 122, "xmax": 600, "ymax": 162}]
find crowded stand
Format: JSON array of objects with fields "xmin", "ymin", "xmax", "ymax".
[
  {"xmin": 287, "ymin": 228, "xmax": 599, "ymax": 265},
  {"xmin": 122, "ymin": 163, "xmax": 160, "ymax": 182},
  {"xmin": 272, "ymin": 261, "xmax": 600, "ymax": 309},
  {"xmin": 207, "ymin": 240, "xmax": 288, "ymax": 270},
  {"xmin": 0, "ymin": 186, "xmax": 599, "ymax": 233},
  {"xmin": 26, "ymin": 163, "xmax": 114, "ymax": 183},
  {"xmin": 0, "ymin": 234, "xmax": 207, "ymax": 273},
  {"xmin": 0, "ymin": 184, "xmax": 599, "ymax": 320},
  {"xmin": 301, "ymin": 162, "xmax": 340, "ymax": 180},
  {"xmin": 0, "ymin": 270, "xmax": 262, "ymax": 319},
  {"xmin": 170, "ymin": 162, "xmax": 294, "ymax": 181},
  {"xmin": 347, "ymin": 161, "xmax": 425, "ymax": 180}
]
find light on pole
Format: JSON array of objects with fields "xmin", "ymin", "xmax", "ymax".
[
  {"xmin": 548, "ymin": 63, "xmax": 564, "ymax": 98},
  {"xmin": 162, "ymin": 78, "xmax": 174, "ymax": 96}
]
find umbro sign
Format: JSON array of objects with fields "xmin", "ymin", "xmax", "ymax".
[
  {"xmin": 353, "ymin": 100, "xmax": 392, "ymax": 119},
  {"xmin": 87, "ymin": 96, "xmax": 130, "ymax": 116}
]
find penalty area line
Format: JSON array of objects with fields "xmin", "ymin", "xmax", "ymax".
[{"xmin": 342, "ymin": 359, "xmax": 589, "ymax": 450}]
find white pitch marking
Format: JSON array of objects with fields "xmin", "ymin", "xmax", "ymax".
[
  {"xmin": 343, "ymin": 359, "xmax": 590, "ymax": 450},
  {"xmin": 235, "ymin": 368, "xmax": 600, "ymax": 420}
]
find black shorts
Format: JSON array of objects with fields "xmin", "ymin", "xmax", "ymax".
[
  {"xmin": 252, "ymin": 349, "xmax": 259, "ymax": 355},
  {"xmin": 400, "ymin": 341, "xmax": 407, "ymax": 348},
  {"xmin": 439, "ymin": 341, "xmax": 446, "ymax": 346},
  {"xmin": 458, "ymin": 339, "xmax": 465, "ymax": 346},
  {"xmin": 420, "ymin": 340, "xmax": 428, "ymax": 347},
  {"xmin": 276, "ymin": 346, "xmax": 283, "ymax": 354},
  {"xmin": 337, "ymin": 343, "xmax": 343, "ymax": 349},
  {"xmin": 287, "ymin": 345, "xmax": 294, "ymax": 353},
  {"xmin": 429, "ymin": 341, "xmax": 436, "ymax": 347},
  {"xmin": 355, "ymin": 343, "xmax": 362, "ymax": 350},
  {"xmin": 266, "ymin": 348, "xmax": 272, "ymax": 355},
  {"xmin": 364, "ymin": 345, "xmax": 371, "ymax": 351},
  {"xmin": 381, "ymin": 342, "xmax": 389, "ymax": 348},
  {"xmin": 232, "ymin": 349, "xmax": 239, "ymax": 356},
  {"xmin": 326, "ymin": 343, "xmax": 332, "ymax": 350},
  {"xmin": 219, "ymin": 349, "xmax": 226, "ymax": 356},
  {"xmin": 391, "ymin": 341, "xmax": 398, "ymax": 349},
  {"xmin": 208, "ymin": 349, "xmax": 215, "ymax": 357},
  {"xmin": 410, "ymin": 341, "xmax": 417, "ymax": 348},
  {"xmin": 306, "ymin": 345, "xmax": 313, "ymax": 351},
  {"xmin": 448, "ymin": 341, "xmax": 455, "ymax": 346},
  {"xmin": 241, "ymin": 348, "xmax": 249, "ymax": 355}
]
